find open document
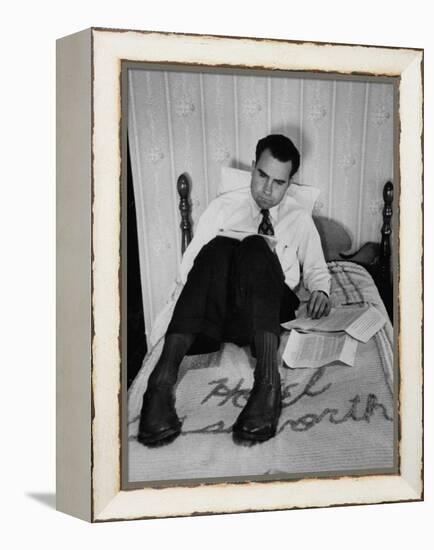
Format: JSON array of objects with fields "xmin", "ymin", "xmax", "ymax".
[
  {"xmin": 282, "ymin": 330, "xmax": 358, "ymax": 369},
  {"xmin": 281, "ymin": 305, "xmax": 386, "ymax": 343},
  {"xmin": 218, "ymin": 229, "xmax": 278, "ymax": 249}
]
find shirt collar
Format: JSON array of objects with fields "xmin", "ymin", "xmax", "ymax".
[{"xmin": 250, "ymin": 194, "xmax": 281, "ymax": 224}]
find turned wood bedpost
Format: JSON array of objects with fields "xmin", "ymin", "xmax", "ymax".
[
  {"xmin": 177, "ymin": 173, "xmax": 192, "ymax": 254},
  {"xmin": 380, "ymin": 181, "xmax": 393, "ymax": 286}
]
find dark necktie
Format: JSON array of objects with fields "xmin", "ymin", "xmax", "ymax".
[{"xmin": 258, "ymin": 209, "xmax": 274, "ymax": 236}]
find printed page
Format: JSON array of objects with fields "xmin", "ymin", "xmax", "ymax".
[
  {"xmin": 281, "ymin": 305, "xmax": 385, "ymax": 343},
  {"xmin": 282, "ymin": 330, "xmax": 358, "ymax": 369},
  {"xmin": 345, "ymin": 306, "xmax": 386, "ymax": 343},
  {"xmin": 340, "ymin": 334, "xmax": 360, "ymax": 365},
  {"xmin": 282, "ymin": 305, "xmax": 370, "ymax": 333},
  {"xmin": 218, "ymin": 229, "xmax": 278, "ymax": 248}
]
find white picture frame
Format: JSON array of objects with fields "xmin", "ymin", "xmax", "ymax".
[{"xmin": 56, "ymin": 27, "xmax": 423, "ymax": 522}]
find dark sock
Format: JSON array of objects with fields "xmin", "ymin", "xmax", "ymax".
[
  {"xmin": 253, "ymin": 330, "xmax": 279, "ymax": 386},
  {"xmin": 147, "ymin": 333, "xmax": 195, "ymax": 389}
]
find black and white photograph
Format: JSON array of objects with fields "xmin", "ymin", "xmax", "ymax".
[
  {"xmin": 3, "ymin": 0, "xmax": 430, "ymax": 538},
  {"xmin": 124, "ymin": 64, "xmax": 397, "ymax": 485}
]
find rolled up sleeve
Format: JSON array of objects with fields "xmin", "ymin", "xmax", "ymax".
[{"xmin": 297, "ymin": 216, "xmax": 331, "ymax": 295}]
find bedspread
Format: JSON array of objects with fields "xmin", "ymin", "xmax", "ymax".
[{"xmin": 127, "ymin": 261, "xmax": 395, "ymax": 483}]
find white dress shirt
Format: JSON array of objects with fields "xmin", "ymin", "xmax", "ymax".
[{"xmin": 179, "ymin": 187, "xmax": 331, "ymax": 296}]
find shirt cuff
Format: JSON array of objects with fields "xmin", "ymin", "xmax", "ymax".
[
  {"xmin": 316, "ymin": 289, "xmax": 329, "ymax": 297},
  {"xmin": 310, "ymin": 286, "xmax": 330, "ymax": 297}
]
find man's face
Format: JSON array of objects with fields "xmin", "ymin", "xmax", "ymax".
[{"xmin": 250, "ymin": 148, "xmax": 293, "ymax": 210}]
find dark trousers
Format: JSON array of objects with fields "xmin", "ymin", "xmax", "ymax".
[{"xmin": 167, "ymin": 235, "xmax": 300, "ymax": 355}]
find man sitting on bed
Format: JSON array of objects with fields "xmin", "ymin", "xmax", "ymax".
[{"xmin": 138, "ymin": 134, "xmax": 331, "ymax": 446}]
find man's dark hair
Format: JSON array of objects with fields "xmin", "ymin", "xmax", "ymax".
[{"xmin": 255, "ymin": 134, "xmax": 300, "ymax": 179}]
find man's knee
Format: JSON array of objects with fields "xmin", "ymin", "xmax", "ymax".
[
  {"xmin": 239, "ymin": 235, "xmax": 272, "ymax": 263},
  {"xmin": 237, "ymin": 235, "xmax": 284, "ymax": 282},
  {"xmin": 194, "ymin": 235, "xmax": 238, "ymax": 264}
]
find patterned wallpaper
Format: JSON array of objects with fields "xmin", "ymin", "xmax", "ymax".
[{"xmin": 128, "ymin": 68, "xmax": 394, "ymax": 338}]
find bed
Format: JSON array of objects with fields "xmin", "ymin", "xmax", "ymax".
[{"xmin": 127, "ymin": 174, "xmax": 395, "ymax": 484}]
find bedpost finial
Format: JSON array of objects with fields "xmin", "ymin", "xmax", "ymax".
[
  {"xmin": 383, "ymin": 180, "xmax": 393, "ymax": 205},
  {"xmin": 177, "ymin": 173, "xmax": 190, "ymax": 199},
  {"xmin": 177, "ymin": 173, "xmax": 192, "ymax": 254}
]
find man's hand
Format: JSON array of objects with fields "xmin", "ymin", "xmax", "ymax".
[{"xmin": 307, "ymin": 290, "xmax": 331, "ymax": 319}]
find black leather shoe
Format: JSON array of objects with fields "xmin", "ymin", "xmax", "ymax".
[
  {"xmin": 137, "ymin": 384, "xmax": 182, "ymax": 446},
  {"xmin": 232, "ymin": 378, "xmax": 282, "ymax": 442}
]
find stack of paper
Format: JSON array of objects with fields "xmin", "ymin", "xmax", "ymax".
[
  {"xmin": 281, "ymin": 305, "xmax": 385, "ymax": 343},
  {"xmin": 282, "ymin": 331, "xmax": 358, "ymax": 369}
]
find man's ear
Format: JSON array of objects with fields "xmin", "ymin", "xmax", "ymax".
[{"xmin": 285, "ymin": 177, "xmax": 292, "ymax": 192}]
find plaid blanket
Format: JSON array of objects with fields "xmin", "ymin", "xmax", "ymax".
[{"xmin": 128, "ymin": 262, "xmax": 394, "ymax": 483}]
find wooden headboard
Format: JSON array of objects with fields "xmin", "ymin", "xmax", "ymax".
[{"xmin": 176, "ymin": 175, "xmax": 394, "ymax": 314}]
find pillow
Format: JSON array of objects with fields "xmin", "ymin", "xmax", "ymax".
[{"xmin": 218, "ymin": 166, "xmax": 320, "ymax": 214}]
